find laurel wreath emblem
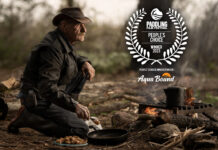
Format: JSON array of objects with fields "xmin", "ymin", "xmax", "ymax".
[{"xmin": 125, "ymin": 8, "xmax": 188, "ymax": 65}]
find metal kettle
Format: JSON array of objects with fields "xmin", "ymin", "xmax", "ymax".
[{"xmin": 164, "ymin": 86, "xmax": 186, "ymax": 107}]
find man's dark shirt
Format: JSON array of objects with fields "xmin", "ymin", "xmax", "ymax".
[{"xmin": 21, "ymin": 29, "xmax": 89, "ymax": 112}]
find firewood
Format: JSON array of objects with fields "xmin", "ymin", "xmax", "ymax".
[
  {"xmin": 183, "ymin": 132, "xmax": 217, "ymax": 150},
  {"xmin": 156, "ymin": 112, "xmax": 218, "ymax": 133},
  {"xmin": 138, "ymin": 114, "xmax": 156, "ymax": 121},
  {"xmin": 203, "ymin": 109, "xmax": 218, "ymax": 122},
  {"xmin": 160, "ymin": 127, "xmax": 204, "ymax": 150}
]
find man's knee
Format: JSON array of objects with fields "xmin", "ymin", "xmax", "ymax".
[
  {"xmin": 72, "ymin": 124, "xmax": 89, "ymax": 138},
  {"xmin": 83, "ymin": 122, "xmax": 89, "ymax": 133},
  {"xmin": 77, "ymin": 121, "xmax": 89, "ymax": 134}
]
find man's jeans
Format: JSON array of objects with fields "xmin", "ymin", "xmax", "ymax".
[{"xmin": 25, "ymin": 71, "xmax": 88, "ymax": 138}]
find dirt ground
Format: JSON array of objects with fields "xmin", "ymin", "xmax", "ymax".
[{"xmin": 0, "ymin": 71, "xmax": 218, "ymax": 150}]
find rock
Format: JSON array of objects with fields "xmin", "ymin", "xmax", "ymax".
[
  {"xmin": 150, "ymin": 123, "xmax": 180, "ymax": 143},
  {"xmin": 111, "ymin": 112, "xmax": 136, "ymax": 129}
]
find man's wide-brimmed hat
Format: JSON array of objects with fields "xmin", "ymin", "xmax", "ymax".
[{"xmin": 52, "ymin": 7, "xmax": 91, "ymax": 26}]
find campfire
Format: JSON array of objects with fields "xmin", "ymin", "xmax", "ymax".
[
  {"xmin": 139, "ymin": 87, "xmax": 213, "ymax": 116},
  {"xmin": 144, "ymin": 107, "xmax": 158, "ymax": 116},
  {"xmin": 135, "ymin": 86, "xmax": 218, "ymax": 149}
]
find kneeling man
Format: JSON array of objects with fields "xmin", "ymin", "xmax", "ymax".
[{"xmin": 8, "ymin": 7, "xmax": 95, "ymax": 138}]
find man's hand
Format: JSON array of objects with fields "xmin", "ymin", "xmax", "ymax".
[
  {"xmin": 75, "ymin": 103, "xmax": 90, "ymax": 120},
  {"xmin": 82, "ymin": 62, "xmax": 95, "ymax": 81}
]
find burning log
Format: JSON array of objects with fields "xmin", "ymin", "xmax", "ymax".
[
  {"xmin": 138, "ymin": 114, "xmax": 156, "ymax": 121},
  {"xmin": 156, "ymin": 112, "xmax": 218, "ymax": 133},
  {"xmin": 203, "ymin": 109, "xmax": 218, "ymax": 122}
]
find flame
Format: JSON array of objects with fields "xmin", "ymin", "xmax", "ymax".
[
  {"xmin": 185, "ymin": 97, "xmax": 195, "ymax": 106},
  {"xmin": 185, "ymin": 88, "xmax": 195, "ymax": 106},
  {"xmin": 144, "ymin": 107, "xmax": 158, "ymax": 116}
]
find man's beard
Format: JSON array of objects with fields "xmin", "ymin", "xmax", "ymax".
[{"xmin": 77, "ymin": 33, "xmax": 86, "ymax": 41}]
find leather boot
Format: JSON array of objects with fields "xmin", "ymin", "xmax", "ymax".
[
  {"xmin": 8, "ymin": 106, "xmax": 25, "ymax": 133},
  {"xmin": 8, "ymin": 106, "xmax": 71, "ymax": 137},
  {"xmin": 0, "ymin": 97, "xmax": 8, "ymax": 120}
]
